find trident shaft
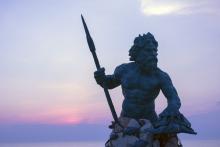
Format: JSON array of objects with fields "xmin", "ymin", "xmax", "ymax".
[{"xmin": 81, "ymin": 15, "xmax": 120, "ymax": 125}]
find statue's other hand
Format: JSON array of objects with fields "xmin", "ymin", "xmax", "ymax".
[
  {"xmin": 153, "ymin": 110, "xmax": 197, "ymax": 135},
  {"xmin": 94, "ymin": 67, "xmax": 106, "ymax": 85}
]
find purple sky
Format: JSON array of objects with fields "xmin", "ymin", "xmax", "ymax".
[{"xmin": 0, "ymin": 0, "xmax": 220, "ymax": 141}]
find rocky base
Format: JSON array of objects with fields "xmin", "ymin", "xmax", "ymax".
[{"xmin": 105, "ymin": 117, "xmax": 182, "ymax": 147}]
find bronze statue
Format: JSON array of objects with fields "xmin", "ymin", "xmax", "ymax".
[{"xmin": 82, "ymin": 15, "xmax": 196, "ymax": 147}]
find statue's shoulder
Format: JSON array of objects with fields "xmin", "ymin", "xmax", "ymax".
[
  {"xmin": 115, "ymin": 62, "xmax": 135, "ymax": 71},
  {"xmin": 155, "ymin": 68, "xmax": 170, "ymax": 80},
  {"xmin": 114, "ymin": 62, "xmax": 135, "ymax": 76}
]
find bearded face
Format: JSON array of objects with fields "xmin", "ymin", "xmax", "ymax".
[
  {"xmin": 129, "ymin": 33, "xmax": 158, "ymax": 73},
  {"xmin": 135, "ymin": 39, "xmax": 158, "ymax": 73}
]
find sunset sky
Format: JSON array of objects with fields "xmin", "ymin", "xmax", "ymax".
[{"xmin": 0, "ymin": 0, "xmax": 220, "ymax": 141}]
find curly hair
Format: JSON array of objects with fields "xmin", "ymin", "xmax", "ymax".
[{"xmin": 129, "ymin": 33, "xmax": 158, "ymax": 61}]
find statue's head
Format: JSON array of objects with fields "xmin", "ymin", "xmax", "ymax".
[{"xmin": 129, "ymin": 32, "xmax": 158, "ymax": 72}]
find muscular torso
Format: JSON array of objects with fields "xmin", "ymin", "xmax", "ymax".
[
  {"xmin": 101, "ymin": 62, "xmax": 180, "ymax": 123},
  {"xmin": 118, "ymin": 63, "xmax": 160, "ymax": 121}
]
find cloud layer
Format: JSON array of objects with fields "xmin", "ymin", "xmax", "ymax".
[{"xmin": 140, "ymin": 0, "xmax": 220, "ymax": 15}]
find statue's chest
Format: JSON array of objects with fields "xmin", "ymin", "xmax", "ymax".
[{"xmin": 121, "ymin": 71, "xmax": 159, "ymax": 91}]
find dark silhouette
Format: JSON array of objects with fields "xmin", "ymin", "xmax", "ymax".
[
  {"xmin": 94, "ymin": 33, "xmax": 196, "ymax": 141},
  {"xmin": 81, "ymin": 15, "xmax": 196, "ymax": 147}
]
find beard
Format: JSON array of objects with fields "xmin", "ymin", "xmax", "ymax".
[{"xmin": 138, "ymin": 57, "xmax": 158, "ymax": 73}]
